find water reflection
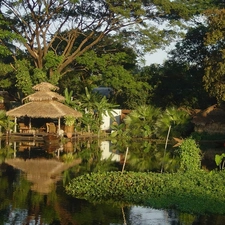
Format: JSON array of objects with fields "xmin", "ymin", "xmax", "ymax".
[
  {"xmin": 5, "ymin": 158, "xmax": 81, "ymax": 194},
  {"xmin": 128, "ymin": 207, "xmax": 178, "ymax": 225},
  {"xmin": 0, "ymin": 138, "xmax": 224, "ymax": 224}
]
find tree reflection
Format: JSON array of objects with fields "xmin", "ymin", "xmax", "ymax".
[
  {"xmin": 62, "ymin": 140, "xmax": 119, "ymax": 186},
  {"xmin": 0, "ymin": 144, "xmax": 15, "ymax": 163},
  {"xmin": 115, "ymin": 140, "xmax": 179, "ymax": 173},
  {"xmin": 9, "ymin": 172, "xmax": 58, "ymax": 224}
]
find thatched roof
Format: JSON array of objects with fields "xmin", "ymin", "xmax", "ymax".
[
  {"xmin": 5, "ymin": 158, "xmax": 82, "ymax": 193},
  {"xmin": 6, "ymin": 101, "xmax": 82, "ymax": 118},
  {"xmin": 32, "ymin": 82, "xmax": 59, "ymax": 91},
  {"xmin": 23, "ymin": 91, "xmax": 65, "ymax": 102},
  {"xmin": 191, "ymin": 104, "xmax": 225, "ymax": 134},
  {"xmin": 192, "ymin": 104, "xmax": 225, "ymax": 124}
]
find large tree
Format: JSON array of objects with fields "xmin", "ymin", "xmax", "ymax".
[
  {"xmin": 158, "ymin": 24, "xmax": 217, "ymax": 108},
  {"xmin": 203, "ymin": 8, "xmax": 225, "ymax": 104},
  {"xmin": 0, "ymin": 0, "xmax": 209, "ymax": 92},
  {"xmin": 57, "ymin": 34, "xmax": 152, "ymax": 109},
  {"xmin": 140, "ymin": 61, "xmax": 215, "ymax": 109},
  {"xmin": 0, "ymin": 13, "xmax": 20, "ymax": 91},
  {"xmin": 167, "ymin": 7, "xmax": 225, "ymax": 105}
]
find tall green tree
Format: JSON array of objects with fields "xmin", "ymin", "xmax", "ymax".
[
  {"xmin": 142, "ymin": 60, "xmax": 214, "ymax": 108},
  {"xmin": 160, "ymin": 24, "xmax": 217, "ymax": 108},
  {"xmin": 165, "ymin": 5, "xmax": 225, "ymax": 106},
  {"xmin": 0, "ymin": 13, "xmax": 20, "ymax": 91},
  {"xmin": 59, "ymin": 36, "xmax": 150, "ymax": 109},
  {"xmin": 203, "ymin": 9, "xmax": 225, "ymax": 104},
  {"xmin": 169, "ymin": 25, "xmax": 210, "ymax": 66}
]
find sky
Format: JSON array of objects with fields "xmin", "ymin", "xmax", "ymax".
[
  {"xmin": 144, "ymin": 50, "xmax": 168, "ymax": 65},
  {"xmin": 143, "ymin": 42, "xmax": 177, "ymax": 65}
]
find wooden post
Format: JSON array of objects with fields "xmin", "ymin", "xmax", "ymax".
[
  {"xmin": 14, "ymin": 117, "xmax": 17, "ymax": 133},
  {"xmin": 161, "ymin": 125, "xmax": 171, "ymax": 173},
  {"xmin": 58, "ymin": 118, "xmax": 61, "ymax": 135},
  {"xmin": 121, "ymin": 147, "xmax": 129, "ymax": 174}
]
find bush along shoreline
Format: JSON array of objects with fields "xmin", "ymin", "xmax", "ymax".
[{"xmin": 65, "ymin": 138, "xmax": 225, "ymax": 215}]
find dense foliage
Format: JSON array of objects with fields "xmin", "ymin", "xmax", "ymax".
[
  {"xmin": 0, "ymin": 0, "xmax": 221, "ymax": 109},
  {"xmin": 66, "ymin": 170, "xmax": 225, "ymax": 215},
  {"xmin": 176, "ymin": 138, "xmax": 201, "ymax": 172},
  {"xmin": 0, "ymin": 0, "xmax": 196, "ymax": 96},
  {"xmin": 111, "ymin": 105, "xmax": 192, "ymax": 139},
  {"xmin": 139, "ymin": 61, "xmax": 215, "ymax": 108},
  {"xmin": 166, "ymin": 6, "xmax": 225, "ymax": 106},
  {"xmin": 203, "ymin": 9, "xmax": 225, "ymax": 104}
]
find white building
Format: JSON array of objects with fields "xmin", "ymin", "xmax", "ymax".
[{"xmin": 101, "ymin": 109, "xmax": 121, "ymax": 131}]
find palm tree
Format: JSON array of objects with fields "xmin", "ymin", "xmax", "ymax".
[
  {"xmin": 123, "ymin": 141, "xmax": 178, "ymax": 172},
  {"xmin": 0, "ymin": 110, "xmax": 15, "ymax": 141},
  {"xmin": 124, "ymin": 105, "xmax": 161, "ymax": 138},
  {"xmin": 155, "ymin": 107, "xmax": 191, "ymax": 172},
  {"xmin": 76, "ymin": 87, "xmax": 119, "ymax": 135},
  {"xmin": 155, "ymin": 107, "xmax": 191, "ymax": 139}
]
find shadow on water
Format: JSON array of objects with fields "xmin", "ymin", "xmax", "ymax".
[{"xmin": 0, "ymin": 138, "xmax": 224, "ymax": 224}]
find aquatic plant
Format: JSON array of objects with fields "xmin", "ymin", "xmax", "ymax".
[{"xmin": 66, "ymin": 170, "xmax": 225, "ymax": 215}]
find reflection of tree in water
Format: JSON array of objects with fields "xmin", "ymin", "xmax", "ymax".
[
  {"xmin": 0, "ymin": 144, "xmax": 15, "ymax": 163},
  {"xmin": 0, "ymin": 165, "xmax": 53, "ymax": 224},
  {"xmin": 0, "ymin": 163, "xmax": 126, "ymax": 224},
  {"xmin": 0, "ymin": 160, "xmax": 81, "ymax": 224},
  {"xmin": 54, "ymin": 190, "xmax": 126, "ymax": 225},
  {"xmin": 63, "ymin": 140, "xmax": 119, "ymax": 182},
  {"xmin": 119, "ymin": 141, "xmax": 179, "ymax": 172},
  {"xmin": 0, "ymin": 165, "xmax": 18, "ymax": 211}
]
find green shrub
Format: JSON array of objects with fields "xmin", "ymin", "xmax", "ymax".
[{"xmin": 176, "ymin": 138, "xmax": 201, "ymax": 172}]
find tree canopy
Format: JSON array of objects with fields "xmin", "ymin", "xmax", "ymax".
[
  {"xmin": 0, "ymin": 1, "xmax": 207, "ymax": 90},
  {"xmin": 166, "ymin": 6, "xmax": 225, "ymax": 105},
  {"xmin": 0, "ymin": 0, "xmax": 222, "ymax": 109},
  {"xmin": 203, "ymin": 9, "xmax": 225, "ymax": 104}
]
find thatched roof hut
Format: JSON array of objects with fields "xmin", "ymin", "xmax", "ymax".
[
  {"xmin": 6, "ymin": 82, "xmax": 82, "ymax": 133},
  {"xmin": 5, "ymin": 158, "xmax": 81, "ymax": 194}
]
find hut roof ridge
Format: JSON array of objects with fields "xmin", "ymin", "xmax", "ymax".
[
  {"xmin": 32, "ymin": 82, "xmax": 59, "ymax": 91},
  {"xmin": 22, "ymin": 90, "xmax": 65, "ymax": 102}
]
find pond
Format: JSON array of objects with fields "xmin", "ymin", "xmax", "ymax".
[{"xmin": 0, "ymin": 138, "xmax": 225, "ymax": 224}]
